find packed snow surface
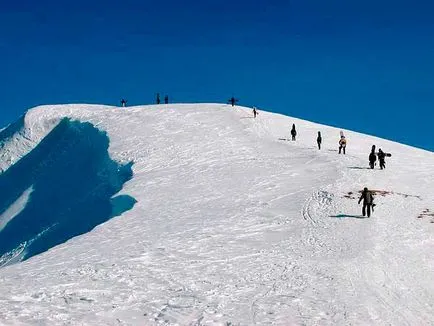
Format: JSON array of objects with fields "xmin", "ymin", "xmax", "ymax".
[{"xmin": 0, "ymin": 103, "xmax": 433, "ymax": 325}]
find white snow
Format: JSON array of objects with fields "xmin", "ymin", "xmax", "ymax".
[
  {"xmin": 0, "ymin": 186, "xmax": 34, "ymax": 232},
  {"xmin": 0, "ymin": 103, "xmax": 433, "ymax": 325}
]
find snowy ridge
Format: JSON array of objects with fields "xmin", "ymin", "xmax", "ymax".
[
  {"xmin": 0, "ymin": 103, "xmax": 433, "ymax": 325},
  {"xmin": 0, "ymin": 115, "xmax": 135, "ymax": 266},
  {"xmin": 0, "ymin": 104, "xmax": 118, "ymax": 173}
]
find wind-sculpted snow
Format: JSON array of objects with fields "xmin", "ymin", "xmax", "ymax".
[
  {"xmin": 0, "ymin": 116, "xmax": 24, "ymax": 143},
  {"xmin": 0, "ymin": 104, "xmax": 432, "ymax": 325},
  {"xmin": 0, "ymin": 116, "xmax": 29, "ymax": 172},
  {"xmin": 0, "ymin": 118, "xmax": 135, "ymax": 265}
]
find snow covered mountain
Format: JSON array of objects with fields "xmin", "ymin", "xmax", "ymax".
[{"xmin": 0, "ymin": 103, "xmax": 433, "ymax": 325}]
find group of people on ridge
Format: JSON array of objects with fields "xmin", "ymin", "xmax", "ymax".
[
  {"xmin": 120, "ymin": 94, "xmax": 169, "ymax": 107},
  {"xmin": 287, "ymin": 124, "xmax": 346, "ymax": 154},
  {"xmin": 276, "ymin": 120, "xmax": 386, "ymax": 218},
  {"xmin": 155, "ymin": 93, "xmax": 169, "ymax": 105}
]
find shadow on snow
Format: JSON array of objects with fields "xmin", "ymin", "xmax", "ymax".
[
  {"xmin": 347, "ymin": 166, "xmax": 372, "ymax": 170},
  {"xmin": 0, "ymin": 118, "xmax": 136, "ymax": 265},
  {"xmin": 330, "ymin": 214, "xmax": 369, "ymax": 219}
]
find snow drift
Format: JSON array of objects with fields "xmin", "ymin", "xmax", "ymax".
[
  {"xmin": 0, "ymin": 118, "xmax": 135, "ymax": 265},
  {"xmin": 0, "ymin": 103, "xmax": 432, "ymax": 325}
]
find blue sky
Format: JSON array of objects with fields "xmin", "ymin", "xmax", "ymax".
[{"xmin": 1, "ymin": 0, "xmax": 433, "ymax": 151}]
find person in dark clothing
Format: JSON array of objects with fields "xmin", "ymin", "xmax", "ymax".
[
  {"xmin": 156, "ymin": 93, "xmax": 161, "ymax": 104},
  {"xmin": 317, "ymin": 131, "xmax": 322, "ymax": 149},
  {"xmin": 369, "ymin": 145, "xmax": 377, "ymax": 169},
  {"xmin": 253, "ymin": 106, "xmax": 258, "ymax": 118},
  {"xmin": 120, "ymin": 99, "xmax": 127, "ymax": 107},
  {"xmin": 164, "ymin": 95, "xmax": 169, "ymax": 104},
  {"xmin": 377, "ymin": 148, "xmax": 386, "ymax": 169},
  {"xmin": 228, "ymin": 96, "xmax": 239, "ymax": 107},
  {"xmin": 291, "ymin": 124, "xmax": 297, "ymax": 141},
  {"xmin": 358, "ymin": 187, "xmax": 374, "ymax": 217},
  {"xmin": 338, "ymin": 136, "xmax": 346, "ymax": 154}
]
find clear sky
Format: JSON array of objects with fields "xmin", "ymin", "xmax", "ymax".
[{"xmin": 1, "ymin": 0, "xmax": 433, "ymax": 151}]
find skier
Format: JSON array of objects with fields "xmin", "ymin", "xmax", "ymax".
[
  {"xmin": 317, "ymin": 131, "xmax": 322, "ymax": 149},
  {"xmin": 291, "ymin": 124, "xmax": 297, "ymax": 141},
  {"xmin": 120, "ymin": 99, "xmax": 127, "ymax": 107},
  {"xmin": 369, "ymin": 145, "xmax": 377, "ymax": 169},
  {"xmin": 164, "ymin": 95, "xmax": 169, "ymax": 104},
  {"xmin": 156, "ymin": 93, "xmax": 161, "ymax": 104},
  {"xmin": 228, "ymin": 96, "xmax": 239, "ymax": 107},
  {"xmin": 358, "ymin": 187, "xmax": 374, "ymax": 217},
  {"xmin": 377, "ymin": 148, "xmax": 386, "ymax": 170},
  {"xmin": 338, "ymin": 135, "xmax": 347, "ymax": 154},
  {"xmin": 253, "ymin": 106, "xmax": 258, "ymax": 118}
]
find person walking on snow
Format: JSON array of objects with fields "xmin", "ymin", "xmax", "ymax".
[
  {"xmin": 369, "ymin": 145, "xmax": 377, "ymax": 169},
  {"xmin": 156, "ymin": 93, "xmax": 161, "ymax": 104},
  {"xmin": 317, "ymin": 131, "xmax": 322, "ymax": 149},
  {"xmin": 120, "ymin": 99, "xmax": 127, "ymax": 107},
  {"xmin": 291, "ymin": 124, "xmax": 297, "ymax": 141},
  {"xmin": 253, "ymin": 106, "xmax": 258, "ymax": 118},
  {"xmin": 377, "ymin": 148, "xmax": 386, "ymax": 169},
  {"xmin": 338, "ymin": 135, "xmax": 347, "ymax": 154},
  {"xmin": 358, "ymin": 187, "xmax": 374, "ymax": 217}
]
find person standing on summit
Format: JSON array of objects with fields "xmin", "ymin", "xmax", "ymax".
[
  {"xmin": 291, "ymin": 124, "xmax": 297, "ymax": 141},
  {"xmin": 228, "ymin": 96, "xmax": 239, "ymax": 107}
]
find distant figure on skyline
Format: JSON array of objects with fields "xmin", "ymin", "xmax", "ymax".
[
  {"xmin": 156, "ymin": 93, "xmax": 161, "ymax": 104},
  {"xmin": 317, "ymin": 131, "xmax": 322, "ymax": 149},
  {"xmin": 291, "ymin": 124, "xmax": 297, "ymax": 141},
  {"xmin": 253, "ymin": 106, "xmax": 258, "ymax": 118},
  {"xmin": 164, "ymin": 95, "xmax": 169, "ymax": 104},
  {"xmin": 120, "ymin": 99, "xmax": 127, "ymax": 107},
  {"xmin": 228, "ymin": 96, "xmax": 239, "ymax": 107}
]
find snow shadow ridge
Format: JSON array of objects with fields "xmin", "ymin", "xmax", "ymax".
[{"xmin": 0, "ymin": 118, "xmax": 135, "ymax": 264}]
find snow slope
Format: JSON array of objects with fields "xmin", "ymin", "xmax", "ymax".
[{"xmin": 0, "ymin": 103, "xmax": 432, "ymax": 325}]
